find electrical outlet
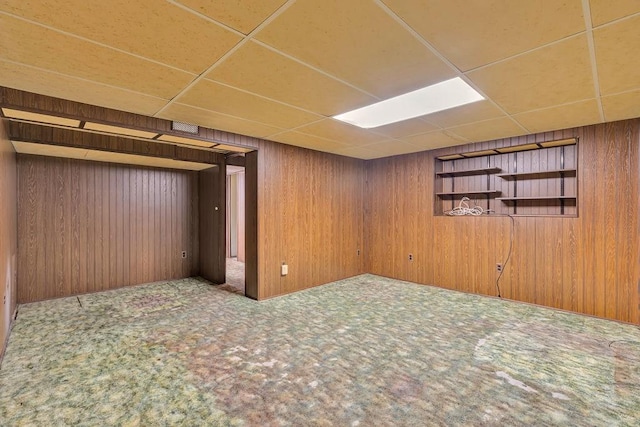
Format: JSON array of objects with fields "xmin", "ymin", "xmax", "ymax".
[
  {"xmin": 409, "ymin": 254, "xmax": 413, "ymax": 261},
  {"xmin": 181, "ymin": 251, "xmax": 187, "ymax": 259},
  {"xmin": 281, "ymin": 264, "xmax": 288, "ymax": 276},
  {"xmin": 496, "ymin": 263, "xmax": 503, "ymax": 272}
]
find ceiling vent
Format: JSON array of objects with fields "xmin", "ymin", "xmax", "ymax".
[{"xmin": 171, "ymin": 121, "xmax": 199, "ymax": 134}]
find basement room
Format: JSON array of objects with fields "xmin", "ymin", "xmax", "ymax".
[{"xmin": 0, "ymin": 1, "xmax": 639, "ymax": 425}]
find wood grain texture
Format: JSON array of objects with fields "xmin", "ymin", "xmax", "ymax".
[
  {"xmin": 244, "ymin": 151, "xmax": 258, "ymax": 300},
  {"xmin": 435, "ymin": 141, "xmax": 578, "ymax": 216},
  {"xmin": 366, "ymin": 120, "xmax": 640, "ymax": 324},
  {"xmin": 210, "ymin": 131, "xmax": 365, "ymax": 300},
  {"xmin": 17, "ymin": 154, "xmax": 199, "ymax": 303},
  {"xmin": 0, "ymin": 119, "xmax": 18, "ymax": 361},
  {"xmin": 199, "ymin": 163, "xmax": 226, "ymax": 284}
]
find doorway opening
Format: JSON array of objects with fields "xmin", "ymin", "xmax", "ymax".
[{"xmin": 225, "ymin": 165, "xmax": 245, "ymax": 294}]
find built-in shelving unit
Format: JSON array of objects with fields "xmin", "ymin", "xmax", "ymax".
[{"xmin": 434, "ymin": 137, "xmax": 578, "ymax": 216}]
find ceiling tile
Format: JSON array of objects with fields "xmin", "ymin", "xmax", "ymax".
[
  {"xmin": 594, "ymin": 15, "xmax": 640, "ymax": 95},
  {"xmin": 383, "ymin": 0, "xmax": 585, "ymax": 71},
  {"xmin": 206, "ymin": 41, "xmax": 376, "ymax": 116},
  {"xmin": 178, "ymin": 79, "xmax": 322, "ymax": 129},
  {"xmin": 589, "ymin": 0, "xmax": 640, "ymax": 26},
  {"xmin": 0, "ymin": 0, "xmax": 241, "ymax": 74},
  {"xmin": 514, "ymin": 99, "xmax": 602, "ymax": 133},
  {"xmin": 423, "ymin": 101, "xmax": 504, "ymax": 129},
  {"xmin": 360, "ymin": 140, "xmax": 425, "ymax": 157},
  {"xmin": 601, "ymin": 89, "xmax": 640, "ymax": 122},
  {"xmin": 256, "ymin": 0, "xmax": 455, "ymax": 99},
  {"xmin": 267, "ymin": 131, "xmax": 350, "ymax": 152},
  {"xmin": 466, "ymin": 35, "xmax": 594, "ymax": 114},
  {"xmin": 404, "ymin": 131, "xmax": 467, "ymax": 150},
  {"xmin": 295, "ymin": 119, "xmax": 388, "ymax": 146},
  {"xmin": 0, "ymin": 60, "xmax": 167, "ymax": 116},
  {"xmin": 157, "ymin": 103, "xmax": 283, "ymax": 139},
  {"xmin": 446, "ymin": 117, "xmax": 526, "ymax": 143},
  {"xmin": 0, "ymin": 15, "xmax": 194, "ymax": 99},
  {"xmin": 370, "ymin": 118, "xmax": 439, "ymax": 138},
  {"xmin": 175, "ymin": 0, "xmax": 287, "ymax": 34}
]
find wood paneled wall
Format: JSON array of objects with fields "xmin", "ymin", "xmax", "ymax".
[
  {"xmin": 199, "ymin": 164, "xmax": 226, "ymax": 284},
  {"xmin": 245, "ymin": 151, "xmax": 258, "ymax": 299},
  {"xmin": 0, "ymin": 119, "xmax": 18, "ymax": 360},
  {"xmin": 17, "ymin": 155, "xmax": 199, "ymax": 303},
  {"xmin": 365, "ymin": 120, "xmax": 640, "ymax": 324},
  {"xmin": 213, "ymin": 132, "xmax": 365, "ymax": 300},
  {"xmin": 254, "ymin": 141, "xmax": 366, "ymax": 299}
]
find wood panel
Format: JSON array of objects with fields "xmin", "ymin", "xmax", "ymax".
[
  {"xmin": 255, "ymin": 142, "xmax": 365, "ymax": 299},
  {"xmin": 0, "ymin": 119, "xmax": 18, "ymax": 361},
  {"xmin": 202, "ymin": 130, "xmax": 365, "ymax": 300},
  {"xmin": 17, "ymin": 154, "xmax": 199, "ymax": 303},
  {"xmin": 198, "ymin": 162, "xmax": 226, "ymax": 284},
  {"xmin": 244, "ymin": 151, "xmax": 258, "ymax": 300},
  {"xmin": 365, "ymin": 119, "xmax": 640, "ymax": 324}
]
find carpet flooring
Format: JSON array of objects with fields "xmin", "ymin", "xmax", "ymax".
[
  {"xmin": 1, "ymin": 274, "xmax": 639, "ymax": 426},
  {"xmin": 222, "ymin": 257, "xmax": 245, "ymax": 295}
]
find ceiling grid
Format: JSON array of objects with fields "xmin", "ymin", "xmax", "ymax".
[{"xmin": 1, "ymin": 0, "xmax": 639, "ymax": 159}]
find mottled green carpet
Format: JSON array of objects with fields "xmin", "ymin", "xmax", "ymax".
[{"xmin": 1, "ymin": 275, "xmax": 639, "ymax": 426}]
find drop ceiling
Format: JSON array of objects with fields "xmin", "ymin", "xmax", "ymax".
[{"xmin": 1, "ymin": 0, "xmax": 638, "ymax": 160}]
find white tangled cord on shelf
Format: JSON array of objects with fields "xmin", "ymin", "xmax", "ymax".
[{"xmin": 445, "ymin": 197, "xmax": 486, "ymax": 216}]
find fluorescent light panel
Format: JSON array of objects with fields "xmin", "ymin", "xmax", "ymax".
[{"xmin": 333, "ymin": 77, "xmax": 484, "ymax": 129}]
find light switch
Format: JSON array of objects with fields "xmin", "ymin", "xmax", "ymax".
[{"xmin": 281, "ymin": 264, "xmax": 288, "ymax": 276}]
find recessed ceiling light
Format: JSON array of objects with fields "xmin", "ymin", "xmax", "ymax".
[{"xmin": 333, "ymin": 77, "xmax": 484, "ymax": 129}]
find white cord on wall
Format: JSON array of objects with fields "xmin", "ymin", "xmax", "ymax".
[{"xmin": 445, "ymin": 197, "xmax": 489, "ymax": 216}]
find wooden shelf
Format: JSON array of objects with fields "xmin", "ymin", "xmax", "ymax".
[
  {"xmin": 497, "ymin": 168, "xmax": 576, "ymax": 180},
  {"xmin": 497, "ymin": 196, "xmax": 576, "ymax": 202},
  {"xmin": 437, "ymin": 190, "xmax": 501, "ymax": 198},
  {"xmin": 436, "ymin": 137, "xmax": 577, "ymax": 160},
  {"xmin": 436, "ymin": 167, "xmax": 501, "ymax": 177}
]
